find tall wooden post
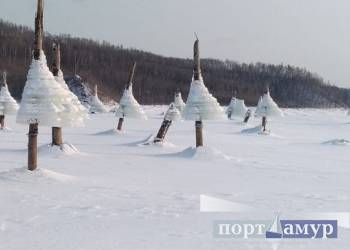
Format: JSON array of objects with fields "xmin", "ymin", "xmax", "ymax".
[
  {"xmin": 193, "ymin": 38, "xmax": 201, "ymax": 81},
  {"xmin": 195, "ymin": 120, "xmax": 203, "ymax": 147},
  {"xmin": 193, "ymin": 38, "xmax": 203, "ymax": 147},
  {"xmin": 51, "ymin": 43, "xmax": 63, "ymax": 147},
  {"xmin": 28, "ymin": 0, "xmax": 43, "ymax": 171},
  {"xmin": 33, "ymin": 0, "xmax": 43, "ymax": 60},
  {"xmin": 28, "ymin": 123, "xmax": 38, "ymax": 171}
]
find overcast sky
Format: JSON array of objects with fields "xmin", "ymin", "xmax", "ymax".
[{"xmin": 1, "ymin": 0, "xmax": 350, "ymax": 88}]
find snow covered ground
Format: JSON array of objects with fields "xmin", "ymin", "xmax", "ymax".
[{"xmin": 0, "ymin": 106, "xmax": 349, "ymax": 250}]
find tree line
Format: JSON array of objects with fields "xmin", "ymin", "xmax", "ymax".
[{"xmin": 0, "ymin": 19, "xmax": 349, "ymax": 108}]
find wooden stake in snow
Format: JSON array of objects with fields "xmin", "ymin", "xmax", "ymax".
[
  {"xmin": 28, "ymin": 123, "xmax": 38, "ymax": 171},
  {"xmin": 153, "ymin": 103, "xmax": 180, "ymax": 143},
  {"xmin": 27, "ymin": 0, "xmax": 43, "ymax": 170},
  {"xmin": 193, "ymin": 38, "xmax": 203, "ymax": 147},
  {"xmin": 244, "ymin": 109, "xmax": 251, "ymax": 123},
  {"xmin": 261, "ymin": 87, "xmax": 269, "ymax": 132},
  {"xmin": 182, "ymin": 37, "xmax": 225, "ymax": 147},
  {"xmin": 117, "ymin": 62, "xmax": 137, "ymax": 131},
  {"xmin": 0, "ymin": 72, "xmax": 6, "ymax": 129},
  {"xmin": 51, "ymin": 43, "xmax": 63, "ymax": 147},
  {"xmin": 33, "ymin": 0, "xmax": 43, "ymax": 61}
]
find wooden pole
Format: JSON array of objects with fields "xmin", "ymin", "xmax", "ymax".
[
  {"xmin": 154, "ymin": 119, "xmax": 172, "ymax": 143},
  {"xmin": 28, "ymin": 0, "xmax": 43, "ymax": 170},
  {"xmin": 193, "ymin": 38, "xmax": 201, "ymax": 81},
  {"xmin": 117, "ymin": 117, "xmax": 124, "ymax": 131},
  {"xmin": 0, "ymin": 115, "xmax": 4, "ymax": 130},
  {"xmin": 51, "ymin": 43, "xmax": 60, "ymax": 76},
  {"xmin": 262, "ymin": 116, "xmax": 267, "ymax": 132},
  {"xmin": 126, "ymin": 62, "xmax": 136, "ymax": 90},
  {"xmin": 193, "ymin": 37, "xmax": 203, "ymax": 147},
  {"xmin": 243, "ymin": 109, "xmax": 251, "ymax": 123},
  {"xmin": 195, "ymin": 120, "xmax": 203, "ymax": 147},
  {"xmin": 51, "ymin": 42, "xmax": 63, "ymax": 147},
  {"xmin": 1, "ymin": 72, "xmax": 6, "ymax": 129},
  {"xmin": 28, "ymin": 123, "xmax": 38, "ymax": 171},
  {"xmin": 33, "ymin": 0, "xmax": 43, "ymax": 60}
]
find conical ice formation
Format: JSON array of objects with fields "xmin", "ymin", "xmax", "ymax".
[
  {"xmin": 226, "ymin": 97, "xmax": 248, "ymax": 118},
  {"xmin": 17, "ymin": 51, "xmax": 86, "ymax": 127},
  {"xmin": 0, "ymin": 72, "xmax": 19, "ymax": 115},
  {"xmin": 254, "ymin": 90, "xmax": 283, "ymax": 117},
  {"xmin": 174, "ymin": 91, "xmax": 185, "ymax": 112},
  {"xmin": 164, "ymin": 103, "xmax": 181, "ymax": 121},
  {"xmin": 183, "ymin": 39, "xmax": 225, "ymax": 121},
  {"xmin": 115, "ymin": 63, "xmax": 147, "ymax": 120},
  {"xmin": 89, "ymin": 85, "xmax": 109, "ymax": 113}
]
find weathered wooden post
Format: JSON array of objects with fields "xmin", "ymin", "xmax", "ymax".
[
  {"xmin": 153, "ymin": 103, "xmax": 180, "ymax": 143},
  {"xmin": 193, "ymin": 39, "xmax": 203, "ymax": 147},
  {"xmin": 27, "ymin": 0, "xmax": 44, "ymax": 171},
  {"xmin": 117, "ymin": 62, "xmax": 136, "ymax": 131},
  {"xmin": 243, "ymin": 109, "xmax": 252, "ymax": 123},
  {"xmin": 182, "ymin": 37, "xmax": 225, "ymax": 147},
  {"xmin": 261, "ymin": 87, "xmax": 269, "ymax": 132},
  {"xmin": 51, "ymin": 43, "xmax": 63, "ymax": 146}
]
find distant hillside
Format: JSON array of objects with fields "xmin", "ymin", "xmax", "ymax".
[{"xmin": 0, "ymin": 19, "xmax": 349, "ymax": 107}]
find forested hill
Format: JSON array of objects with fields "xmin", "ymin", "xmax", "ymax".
[{"xmin": 0, "ymin": 19, "xmax": 349, "ymax": 108}]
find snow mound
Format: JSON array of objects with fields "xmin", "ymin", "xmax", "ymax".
[
  {"xmin": 38, "ymin": 143, "xmax": 80, "ymax": 157},
  {"xmin": 241, "ymin": 125, "xmax": 263, "ymax": 134},
  {"xmin": 115, "ymin": 86, "xmax": 147, "ymax": 120},
  {"xmin": 255, "ymin": 91, "xmax": 283, "ymax": 117},
  {"xmin": 226, "ymin": 98, "xmax": 248, "ymax": 118},
  {"xmin": 0, "ymin": 83, "xmax": 18, "ymax": 115},
  {"xmin": 0, "ymin": 167, "xmax": 77, "ymax": 183},
  {"xmin": 138, "ymin": 135, "xmax": 176, "ymax": 148},
  {"xmin": 0, "ymin": 127, "xmax": 13, "ymax": 132},
  {"xmin": 93, "ymin": 128, "xmax": 123, "ymax": 136},
  {"xmin": 17, "ymin": 51, "xmax": 87, "ymax": 127},
  {"xmin": 164, "ymin": 146, "xmax": 233, "ymax": 161},
  {"xmin": 183, "ymin": 79, "xmax": 225, "ymax": 120},
  {"xmin": 89, "ymin": 93, "xmax": 109, "ymax": 114},
  {"xmin": 322, "ymin": 139, "xmax": 350, "ymax": 146}
]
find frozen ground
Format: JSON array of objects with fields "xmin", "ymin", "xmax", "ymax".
[{"xmin": 0, "ymin": 106, "xmax": 349, "ymax": 250}]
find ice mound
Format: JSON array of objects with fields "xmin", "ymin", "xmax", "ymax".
[
  {"xmin": 255, "ymin": 91, "xmax": 283, "ymax": 118},
  {"xmin": 0, "ymin": 81, "xmax": 18, "ymax": 116},
  {"xmin": 241, "ymin": 125, "xmax": 263, "ymax": 134},
  {"xmin": 174, "ymin": 91, "xmax": 186, "ymax": 112},
  {"xmin": 183, "ymin": 79, "xmax": 225, "ymax": 120},
  {"xmin": 165, "ymin": 146, "xmax": 233, "ymax": 161},
  {"xmin": 38, "ymin": 143, "xmax": 80, "ymax": 157},
  {"xmin": 322, "ymin": 139, "xmax": 350, "ymax": 146},
  {"xmin": 115, "ymin": 85, "xmax": 147, "ymax": 120},
  {"xmin": 0, "ymin": 167, "xmax": 77, "ymax": 183},
  {"xmin": 226, "ymin": 97, "xmax": 248, "ymax": 118},
  {"xmin": 89, "ymin": 92, "xmax": 109, "ymax": 114},
  {"xmin": 17, "ymin": 51, "xmax": 87, "ymax": 127}
]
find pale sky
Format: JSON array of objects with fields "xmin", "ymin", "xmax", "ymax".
[{"xmin": 1, "ymin": 0, "xmax": 350, "ymax": 88}]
